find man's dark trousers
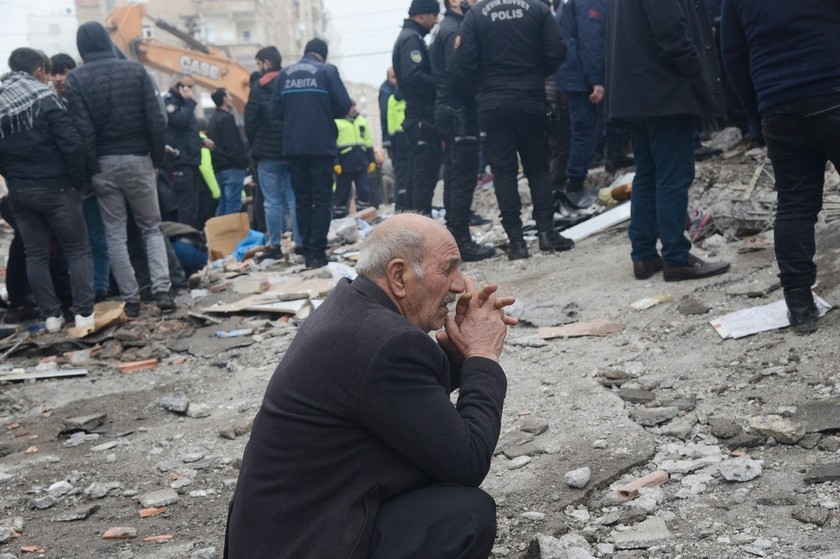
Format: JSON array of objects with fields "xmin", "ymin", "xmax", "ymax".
[
  {"xmin": 170, "ymin": 164, "xmax": 201, "ymax": 228},
  {"xmin": 367, "ymin": 484, "xmax": 496, "ymax": 559},
  {"xmin": 762, "ymin": 94, "xmax": 840, "ymax": 291},
  {"xmin": 479, "ymin": 99, "xmax": 555, "ymax": 240},
  {"xmin": 391, "ymin": 131, "xmax": 410, "ymax": 210},
  {"xmin": 334, "ymin": 170, "xmax": 371, "ymax": 217},
  {"xmin": 288, "ymin": 155, "xmax": 334, "ymax": 263},
  {"xmin": 436, "ymin": 105, "xmax": 479, "ymax": 238},
  {"xmin": 402, "ymin": 118, "xmax": 441, "ymax": 215},
  {"xmin": 626, "ymin": 114, "xmax": 695, "ymax": 267}
]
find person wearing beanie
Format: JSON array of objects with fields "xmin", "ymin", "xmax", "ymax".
[
  {"xmin": 65, "ymin": 21, "xmax": 174, "ymax": 317},
  {"xmin": 265, "ymin": 38, "xmax": 353, "ymax": 270},
  {"xmin": 392, "ymin": 0, "xmax": 440, "ymax": 213},
  {"xmin": 206, "ymin": 88, "xmax": 249, "ymax": 216}
]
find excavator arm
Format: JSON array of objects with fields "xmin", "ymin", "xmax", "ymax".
[{"xmin": 105, "ymin": 5, "xmax": 252, "ymax": 114}]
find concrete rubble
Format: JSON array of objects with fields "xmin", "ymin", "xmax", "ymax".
[{"xmin": 1, "ymin": 136, "xmax": 839, "ymax": 556}]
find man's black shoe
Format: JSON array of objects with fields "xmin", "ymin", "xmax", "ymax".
[
  {"xmin": 259, "ymin": 245, "xmax": 285, "ymax": 261},
  {"xmin": 633, "ymin": 256, "xmax": 664, "ymax": 280},
  {"xmin": 3, "ymin": 304, "xmax": 39, "ymax": 324},
  {"xmin": 155, "ymin": 291, "xmax": 176, "ymax": 311},
  {"xmin": 469, "ymin": 211, "xmax": 491, "ymax": 226},
  {"xmin": 663, "ymin": 254, "xmax": 730, "ymax": 282},
  {"xmin": 307, "ymin": 256, "xmax": 329, "ymax": 269},
  {"xmin": 694, "ymin": 145, "xmax": 722, "ymax": 161},
  {"xmin": 458, "ymin": 239, "xmax": 495, "ymax": 262},
  {"xmin": 538, "ymin": 230, "xmax": 574, "ymax": 252},
  {"xmin": 125, "ymin": 301, "xmax": 141, "ymax": 318},
  {"xmin": 784, "ymin": 288, "xmax": 819, "ymax": 334},
  {"xmin": 507, "ymin": 242, "xmax": 529, "ymax": 261}
]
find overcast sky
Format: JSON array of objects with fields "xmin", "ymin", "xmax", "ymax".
[
  {"xmin": 324, "ymin": 0, "xmax": 415, "ymax": 87},
  {"xmin": 0, "ymin": 0, "xmax": 421, "ymax": 86}
]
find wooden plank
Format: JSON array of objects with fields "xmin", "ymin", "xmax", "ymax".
[{"xmin": 559, "ymin": 202, "xmax": 632, "ymax": 243}]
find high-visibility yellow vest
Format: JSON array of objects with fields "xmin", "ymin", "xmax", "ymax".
[
  {"xmin": 387, "ymin": 94, "xmax": 406, "ymax": 136},
  {"xmin": 335, "ymin": 114, "xmax": 374, "ymax": 155}
]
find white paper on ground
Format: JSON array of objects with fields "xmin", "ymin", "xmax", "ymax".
[{"xmin": 710, "ymin": 293, "xmax": 831, "ymax": 339}]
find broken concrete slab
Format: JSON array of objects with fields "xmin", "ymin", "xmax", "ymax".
[
  {"xmin": 63, "ymin": 413, "xmax": 107, "ymax": 432},
  {"xmin": 804, "ymin": 463, "xmax": 840, "ymax": 484},
  {"xmin": 510, "ymin": 299, "xmax": 581, "ymax": 327},
  {"xmin": 792, "ymin": 397, "xmax": 840, "ymax": 433},
  {"xmin": 749, "ymin": 415, "xmax": 805, "ymax": 444},
  {"xmin": 168, "ymin": 325, "xmax": 255, "ymax": 357},
  {"xmin": 51, "ymin": 504, "xmax": 99, "ymax": 522},
  {"xmin": 611, "ymin": 517, "xmax": 674, "ymax": 550},
  {"xmin": 138, "ymin": 489, "xmax": 179, "ymax": 508}
]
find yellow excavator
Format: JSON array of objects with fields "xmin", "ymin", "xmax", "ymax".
[{"xmin": 105, "ymin": 4, "xmax": 252, "ymax": 113}]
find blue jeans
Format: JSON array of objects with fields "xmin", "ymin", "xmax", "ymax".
[
  {"xmin": 216, "ymin": 168, "xmax": 246, "ymax": 216},
  {"xmin": 257, "ymin": 159, "xmax": 300, "ymax": 248},
  {"xmin": 627, "ymin": 115, "xmax": 695, "ymax": 267},
  {"xmin": 8, "ymin": 186, "xmax": 94, "ymax": 318},
  {"xmin": 83, "ymin": 195, "xmax": 110, "ymax": 297},
  {"xmin": 763, "ymin": 94, "xmax": 840, "ymax": 291},
  {"xmin": 565, "ymin": 91, "xmax": 600, "ymax": 180}
]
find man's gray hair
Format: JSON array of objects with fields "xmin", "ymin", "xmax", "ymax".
[
  {"xmin": 170, "ymin": 72, "xmax": 193, "ymax": 87},
  {"xmin": 356, "ymin": 224, "xmax": 426, "ymax": 279}
]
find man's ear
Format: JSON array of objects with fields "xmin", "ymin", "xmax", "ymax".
[{"xmin": 385, "ymin": 259, "xmax": 408, "ymax": 299}]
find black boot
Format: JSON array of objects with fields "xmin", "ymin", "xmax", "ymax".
[
  {"xmin": 566, "ymin": 176, "xmax": 586, "ymax": 193},
  {"xmin": 504, "ymin": 229, "xmax": 529, "ymax": 260},
  {"xmin": 605, "ymin": 139, "xmax": 635, "ymax": 174},
  {"xmin": 457, "ymin": 236, "xmax": 495, "ymax": 262},
  {"xmin": 538, "ymin": 229, "xmax": 574, "ymax": 252},
  {"xmin": 784, "ymin": 288, "xmax": 819, "ymax": 334}
]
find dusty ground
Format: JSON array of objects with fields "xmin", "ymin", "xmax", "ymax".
[{"xmin": 1, "ymin": 144, "xmax": 839, "ymax": 559}]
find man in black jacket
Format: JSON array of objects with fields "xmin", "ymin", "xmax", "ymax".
[
  {"xmin": 606, "ymin": 0, "xmax": 730, "ymax": 282},
  {"xmin": 456, "ymin": 0, "xmax": 571, "ymax": 260},
  {"xmin": 377, "ymin": 67, "xmax": 397, "ymax": 156},
  {"xmin": 66, "ymin": 21, "xmax": 173, "ymax": 316},
  {"xmin": 163, "ymin": 73, "xmax": 203, "ymax": 228},
  {"xmin": 207, "ymin": 88, "xmax": 249, "ymax": 216},
  {"xmin": 0, "ymin": 47, "xmax": 94, "ymax": 333},
  {"xmin": 244, "ymin": 46, "xmax": 299, "ymax": 259},
  {"xmin": 225, "ymin": 212, "xmax": 516, "ymax": 558},
  {"xmin": 431, "ymin": 0, "xmax": 495, "ymax": 262},
  {"xmin": 392, "ymin": 0, "xmax": 441, "ymax": 214},
  {"xmin": 721, "ymin": 0, "xmax": 840, "ymax": 333}
]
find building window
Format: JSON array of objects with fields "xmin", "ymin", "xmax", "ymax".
[{"xmin": 242, "ymin": 29, "xmax": 251, "ymax": 42}]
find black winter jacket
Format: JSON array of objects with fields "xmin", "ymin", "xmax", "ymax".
[
  {"xmin": 66, "ymin": 22, "xmax": 165, "ymax": 172},
  {"xmin": 456, "ymin": 0, "xmax": 566, "ymax": 106},
  {"xmin": 163, "ymin": 88, "xmax": 201, "ymax": 166},
  {"xmin": 392, "ymin": 19, "xmax": 436, "ymax": 120},
  {"xmin": 605, "ymin": 0, "xmax": 724, "ymax": 120},
  {"xmin": 0, "ymin": 95, "xmax": 85, "ymax": 191},
  {"xmin": 431, "ymin": 8, "xmax": 474, "ymax": 109},
  {"xmin": 244, "ymin": 69, "xmax": 284, "ymax": 161},
  {"xmin": 206, "ymin": 108, "xmax": 248, "ymax": 172}
]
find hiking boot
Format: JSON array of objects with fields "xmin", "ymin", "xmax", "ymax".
[
  {"xmin": 784, "ymin": 288, "xmax": 819, "ymax": 334},
  {"xmin": 507, "ymin": 241, "xmax": 529, "ymax": 261},
  {"xmin": 457, "ymin": 238, "xmax": 495, "ymax": 262},
  {"xmin": 538, "ymin": 230, "xmax": 574, "ymax": 252},
  {"xmin": 155, "ymin": 291, "xmax": 176, "ymax": 312},
  {"xmin": 663, "ymin": 254, "xmax": 730, "ymax": 282},
  {"xmin": 125, "ymin": 301, "xmax": 141, "ymax": 318},
  {"xmin": 633, "ymin": 256, "xmax": 664, "ymax": 280},
  {"xmin": 469, "ymin": 211, "xmax": 491, "ymax": 226},
  {"xmin": 259, "ymin": 245, "xmax": 285, "ymax": 261}
]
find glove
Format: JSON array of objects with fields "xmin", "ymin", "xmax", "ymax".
[
  {"xmin": 367, "ymin": 162, "xmax": 376, "ymax": 174},
  {"xmin": 333, "ymin": 164, "xmax": 342, "ymax": 176}
]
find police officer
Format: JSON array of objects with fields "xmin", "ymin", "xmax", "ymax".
[
  {"xmin": 431, "ymin": 0, "xmax": 495, "ymax": 262},
  {"xmin": 271, "ymin": 38, "xmax": 353, "ymax": 269},
  {"xmin": 392, "ymin": 0, "xmax": 441, "ymax": 214},
  {"xmin": 456, "ymin": 0, "xmax": 572, "ymax": 260}
]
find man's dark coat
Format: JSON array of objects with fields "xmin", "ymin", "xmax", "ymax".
[{"xmin": 225, "ymin": 275, "xmax": 507, "ymax": 559}]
